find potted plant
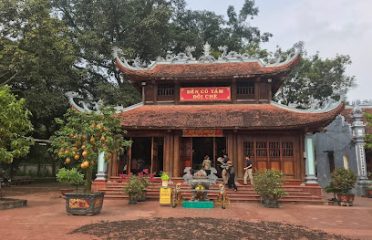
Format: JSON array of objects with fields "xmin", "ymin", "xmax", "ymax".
[
  {"xmin": 253, "ymin": 169, "xmax": 287, "ymax": 208},
  {"xmin": 50, "ymin": 107, "xmax": 131, "ymax": 215},
  {"xmin": 160, "ymin": 172, "xmax": 170, "ymax": 187},
  {"xmin": 124, "ymin": 176, "xmax": 143, "ymax": 204},
  {"xmin": 324, "ymin": 183, "xmax": 341, "ymax": 205},
  {"xmin": 137, "ymin": 177, "xmax": 149, "ymax": 202},
  {"xmin": 367, "ymin": 184, "xmax": 372, "ymax": 198},
  {"xmin": 328, "ymin": 168, "xmax": 357, "ymax": 206}
]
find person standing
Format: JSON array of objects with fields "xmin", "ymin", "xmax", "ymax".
[
  {"xmin": 227, "ymin": 160, "xmax": 238, "ymax": 191},
  {"xmin": 221, "ymin": 154, "xmax": 229, "ymax": 184},
  {"xmin": 243, "ymin": 155, "xmax": 253, "ymax": 185},
  {"xmin": 202, "ymin": 155, "xmax": 212, "ymax": 175}
]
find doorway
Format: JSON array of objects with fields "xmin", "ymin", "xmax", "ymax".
[{"xmin": 192, "ymin": 137, "xmax": 226, "ymax": 169}]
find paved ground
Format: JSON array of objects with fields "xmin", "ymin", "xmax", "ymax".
[{"xmin": 1, "ymin": 184, "xmax": 371, "ymax": 240}]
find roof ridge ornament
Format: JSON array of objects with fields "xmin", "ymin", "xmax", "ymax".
[
  {"xmin": 198, "ymin": 42, "xmax": 216, "ymax": 62},
  {"xmin": 114, "ymin": 43, "xmax": 300, "ymax": 71},
  {"xmin": 65, "ymin": 91, "xmax": 124, "ymax": 113}
]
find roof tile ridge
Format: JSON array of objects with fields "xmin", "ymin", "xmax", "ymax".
[
  {"xmin": 270, "ymin": 100, "xmax": 344, "ymax": 114},
  {"xmin": 122, "ymin": 102, "xmax": 144, "ymax": 112}
]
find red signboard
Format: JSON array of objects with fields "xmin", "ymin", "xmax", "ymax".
[
  {"xmin": 182, "ymin": 129, "xmax": 224, "ymax": 137},
  {"xmin": 180, "ymin": 87, "xmax": 231, "ymax": 102}
]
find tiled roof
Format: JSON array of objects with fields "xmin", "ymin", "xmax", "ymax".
[
  {"xmin": 118, "ymin": 103, "xmax": 344, "ymax": 130},
  {"xmin": 115, "ymin": 55, "xmax": 300, "ymax": 81}
]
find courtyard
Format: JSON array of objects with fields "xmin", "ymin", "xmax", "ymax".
[{"xmin": 1, "ymin": 183, "xmax": 371, "ymax": 240}]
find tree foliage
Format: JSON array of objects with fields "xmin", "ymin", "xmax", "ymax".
[
  {"xmin": 0, "ymin": 0, "xmax": 84, "ymax": 138},
  {"xmin": 275, "ymin": 44, "xmax": 355, "ymax": 108},
  {"xmin": 50, "ymin": 107, "xmax": 131, "ymax": 191},
  {"xmin": 365, "ymin": 113, "xmax": 372, "ymax": 150},
  {"xmin": 0, "ymin": 85, "xmax": 33, "ymax": 163}
]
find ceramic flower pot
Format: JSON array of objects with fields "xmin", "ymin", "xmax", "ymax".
[
  {"xmin": 64, "ymin": 192, "xmax": 104, "ymax": 215},
  {"xmin": 337, "ymin": 193, "xmax": 354, "ymax": 206}
]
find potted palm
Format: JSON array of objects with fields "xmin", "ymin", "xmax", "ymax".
[
  {"xmin": 327, "ymin": 168, "xmax": 357, "ymax": 206},
  {"xmin": 160, "ymin": 172, "xmax": 170, "ymax": 187},
  {"xmin": 51, "ymin": 107, "xmax": 131, "ymax": 215},
  {"xmin": 253, "ymin": 169, "xmax": 287, "ymax": 208}
]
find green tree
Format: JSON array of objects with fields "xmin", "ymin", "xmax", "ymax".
[
  {"xmin": 51, "ymin": 0, "xmax": 171, "ymax": 103},
  {"xmin": 50, "ymin": 107, "xmax": 131, "ymax": 192},
  {"xmin": 365, "ymin": 113, "xmax": 372, "ymax": 150},
  {"xmin": 275, "ymin": 44, "xmax": 355, "ymax": 108},
  {"xmin": 0, "ymin": 0, "xmax": 84, "ymax": 139},
  {"xmin": 0, "ymin": 85, "xmax": 33, "ymax": 163},
  {"xmin": 169, "ymin": 0, "xmax": 271, "ymax": 57}
]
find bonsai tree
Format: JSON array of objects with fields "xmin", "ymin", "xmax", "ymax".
[
  {"xmin": 253, "ymin": 169, "xmax": 287, "ymax": 207},
  {"xmin": 328, "ymin": 168, "xmax": 356, "ymax": 194},
  {"xmin": 56, "ymin": 168, "xmax": 85, "ymax": 192},
  {"xmin": 50, "ymin": 107, "xmax": 131, "ymax": 192}
]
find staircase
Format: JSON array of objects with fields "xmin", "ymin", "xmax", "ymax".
[{"xmin": 97, "ymin": 177, "xmax": 324, "ymax": 204}]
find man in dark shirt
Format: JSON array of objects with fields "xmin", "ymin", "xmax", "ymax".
[{"xmin": 243, "ymin": 155, "xmax": 253, "ymax": 185}]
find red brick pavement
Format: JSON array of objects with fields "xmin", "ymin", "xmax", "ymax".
[{"xmin": 1, "ymin": 190, "xmax": 371, "ymax": 240}]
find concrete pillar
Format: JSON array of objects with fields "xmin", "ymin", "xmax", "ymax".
[
  {"xmin": 96, "ymin": 151, "xmax": 107, "ymax": 181},
  {"xmin": 351, "ymin": 104, "xmax": 369, "ymax": 195},
  {"xmin": 305, "ymin": 133, "xmax": 318, "ymax": 184}
]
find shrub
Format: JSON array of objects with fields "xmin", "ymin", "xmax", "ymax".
[
  {"xmin": 253, "ymin": 169, "xmax": 287, "ymax": 200},
  {"xmin": 56, "ymin": 168, "xmax": 85, "ymax": 191},
  {"xmin": 124, "ymin": 176, "xmax": 143, "ymax": 196},
  {"xmin": 328, "ymin": 168, "xmax": 356, "ymax": 194}
]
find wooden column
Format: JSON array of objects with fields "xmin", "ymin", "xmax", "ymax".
[
  {"xmin": 110, "ymin": 152, "xmax": 119, "ymax": 177},
  {"xmin": 255, "ymin": 78, "xmax": 260, "ymax": 103},
  {"xmin": 164, "ymin": 133, "xmax": 174, "ymax": 176},
  {"xmin": 127, "ymin": 144, "xmax": 132, "ymax": 175},
  {"xmin": 299, "ymin": 132, "xmax": 305, "ymax": 181},
  {"xmin": 163, "ymin": 135, "xmax": 170, "ymax": 174},
  {"xmin": 153, "ymin": 81, "xmax": 158, "ymax": 104},
  {"xmin": 227, "ymin": 133, "xmax": 234, "ymax": 162},
  {"xmin": 237, "ymin": 135, "xmax": 244, "ymax": 178},
  {"xmin": 150, "ymin": 137, "xmax": 154, "ymax": 174},
  {"xmin": 231, "ymin": 79, "xmax": 237, "ymax": 103},
  {"xmin": 227, "ymin": 132, "xmax": 238, "ymax": 166},
  {"xmin": 175, "ymin": 81, "xmax": 180, "ymax": 105},
  {"xmin": 173, "ymin": 135, "xmax": 180, "ymax": 177}
]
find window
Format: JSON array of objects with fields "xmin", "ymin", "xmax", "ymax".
[
  {"xmin": 269, "ymin": 142, "xmax": 280, "ymax": 157},
  {"xmin": 157, "ymin": 84, "xmax": 174, "ymax": 96},
  {"xmin": 327, "ymin": 151, "xmax": 335, "ymax": 173},
  {"xmin": 237, "ymin": 82, "xmax": 255, "ymax": 96},
  {"xmin": 256, "ymin": 141, "xmax": 267, "ymax": 157},
  {"xmin": 282, "ymin": 142, "xmax": 293, "ymax": 157},
  {"xmin": 244, "ymin": 141, "xmax": 254, "ymax": 157},
  {"xmin": 343, "ymin": 155, "xmax": 349, "ymax": 170}
]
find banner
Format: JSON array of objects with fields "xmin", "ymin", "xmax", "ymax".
[
  {"xmin": 182, "ymin": 129, "xmax": 224, "ymax": 137},
  {"xmin": 180, "ymin": 87, "xmax": 231, "ymax": 102},
  {"xmin": 159, "ymin": 187, "xmax": 172, "ymax": 205}
]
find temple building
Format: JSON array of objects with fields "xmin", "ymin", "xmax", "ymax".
[{"xmin": 107, "ymin": 44, "xmax": 344, "ymax": 185}]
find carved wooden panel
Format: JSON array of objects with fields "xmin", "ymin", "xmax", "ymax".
[
  {"xmin": 283, "ymin": 161, "xmax": 294, "ymax": 175},
  {"xmin": 257, "ymin": 161, "xmax": 267, "ymax": 170},
  {"xmin": 270, "ymin": 161, "xmax": 280, "ymax": 170}
]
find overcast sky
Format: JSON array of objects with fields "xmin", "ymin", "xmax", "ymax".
[{"xmin": 185, "ymin": 0, "xmax": 372, "ymax": 101}]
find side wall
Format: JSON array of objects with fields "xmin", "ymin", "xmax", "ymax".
[{"xmin": 314, "ymin": 116, "xmax": 357, "ymax": 187}]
